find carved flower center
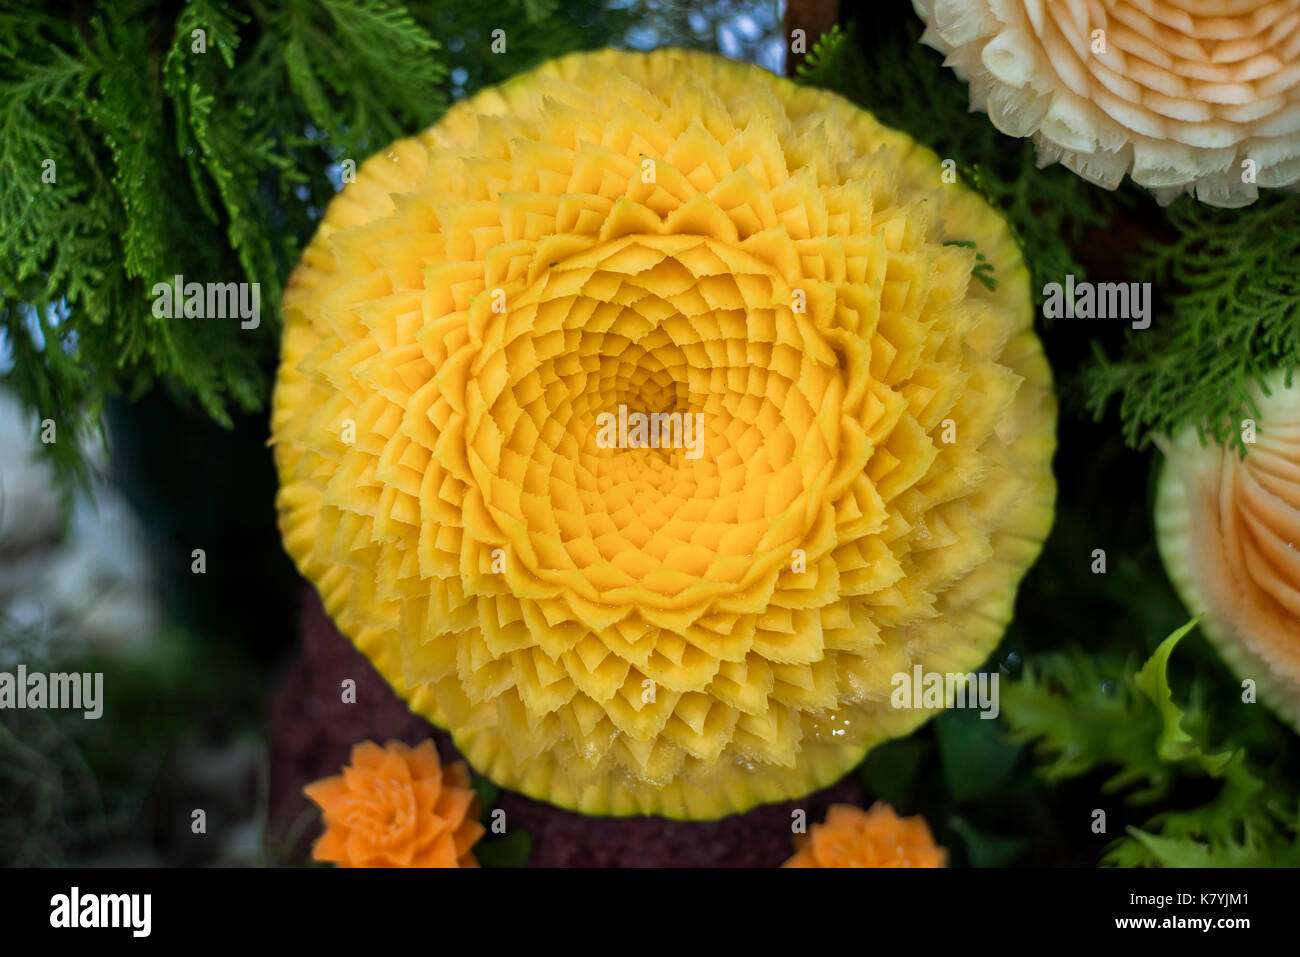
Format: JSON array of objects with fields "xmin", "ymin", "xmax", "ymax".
[{"xmin": 344, "ymin": 778, "xmax": 418, "ymax": 847}]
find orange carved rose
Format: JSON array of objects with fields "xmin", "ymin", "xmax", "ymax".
[
  {"xmin": 304, "ymin": 739, "xmax": 484, "ymax": 868},
  {"xmin": 784, "ymin": 802, "xmax": 947, "ymax": 868}
]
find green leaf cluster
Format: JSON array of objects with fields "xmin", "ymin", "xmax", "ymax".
[
  {"xmin": 1003, "ymin": 621, "xmax": 1300, "ymax": 867},
  {"xmin": 1, "ymin": 0, "xmax": 631, "ymax": 497},
  {"xmin": 1083, "ymin": 194, "xmax": 1300, "ymax": 456}
]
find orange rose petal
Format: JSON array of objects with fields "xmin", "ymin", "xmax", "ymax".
[
  {"xmin": 302, "ymin": 775, "xmax": 348, "ymax": 811},
  {"xmin": 311, "ymin": 824, "xmax": 351, "ymax": 863},
  {"xmin": 344, "ymin": 829, "xmax": 384, "ymax": 867},
  {"xmin": 783, "ymin": 802, "xmax": 947, "ymax": 868},
  {"xmin": 350, "ymin": 741, "xmax": 388, "ymax": 770},
  {"xmin": 434, "ymin": 786, "xmax": 474, "ymax": 829},
  {"xmin": 405, "ymin": 740, "xmax": 444, "ymax": 779},
  {"xmin": 341, "ymin": 764, "xmax": 374, "ymax": 794},
  {"xmin": 376, "ymin": 750, "xmax": 413, "ymax": 784},
  {"xmin": 823, "ymin": 803, "xmax": 865, "ymax": 830},
  {"xmin": 783, "ymin": 848, "xmax": 817, "ymax": 868},
  {"xmin": 412, "ymin": 777, "xmax": 441, "ymax": 817},
  {"xmin": 411, "ymin": 830, "xmax": 460, "ymax": 868},
  {"xmin": 454, "ymin": 819, "xmax": 487, "ymax": 857}
]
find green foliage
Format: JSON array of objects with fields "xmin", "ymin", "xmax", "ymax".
[
  {"xmin": 0, "ymin": 624, "xmax": 120, "ymax": 865},
  {"xmin": 467, "ymin": 769, "xmax": 533, "ymax": 866},
  {"xmin": 0, "ymin": 619, "xmax": 265, "ymax": 865},
  {"xmin": 1003, "ymin": 621, "xmax": 1300, "ymax": 866},
  {"xmin": 1083, "ymin": 193, "xmax": 1300, "ymax": 456},
  {"xmin": 858, "ymin": 737, "xmax": 928, "ymax": 810},
  {"xmin": 470, "ymin": 771, "xmax": 500, "ymax": 812},
  {"xmin": 947, "ymin": 815, "xmax": 1028, "ymax": 868},
  {"xmin": 1003, "ymin": 648, "xmax": 1173, "ymax": 802},
  {"xmin": 276, "ymin": 0, "xmax": 446, "ymax": 153},
  {"xmin": 475, "ymin": 832, "xmax": 535, "ymax": 868},
  {"xmin": 934, "ymin": 707, "xmax": 1022, "ymax": 804},
  {"xmin": 474, "ymin": 827, "xmax": 534, "ymax": 867},
  {"xmin": 0, "ymin": 0, "xmax": 631, "ymax": 498},
  {"xmin": 1107, "ymin": 759, "xmax": 1300, "ymax": 868},
  {"xmin": 1132, "ymin": 619, "xmax": 1232, "ymax": 774}
]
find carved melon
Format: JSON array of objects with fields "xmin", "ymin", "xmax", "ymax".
[
  {"xmin": 271, "ymin": 48, "xmax": 1057, "ymax": 818},
  {"xmin": 915, "ymin": 0, "xmax": 1300, "ymax": 207},
  {"xmin": 1156, "ymin": 369, "xmax": 1300, "ymax": 731}
]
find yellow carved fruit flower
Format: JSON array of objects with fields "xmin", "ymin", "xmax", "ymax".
[
  {"xmin": 914, "ymin": 0, "xmax": 1300, "ymax": 207},
  {"xmin": 303, "ymin": 740, "xmax": 484, "ymax": 867},
  {"xmin": 1155, "ymin": 369, "xmax": 1300, "ymax": 731},
  {"xmin": 272, "ymin": 48, "xmax": 1057, "ymax": 819},
  {"xmin": 784, "ymin": 802, "xmax": 948, "ymax": 868}
]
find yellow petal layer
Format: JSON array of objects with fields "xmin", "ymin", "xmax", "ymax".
[{"xmin": 272, "ymin": 48, "xmax": 1057, "ymax": 818}]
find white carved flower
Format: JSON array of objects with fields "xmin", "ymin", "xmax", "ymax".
[{"xmin": 914, "ymin": 0, "xmax": 1300, "ymax": 207}]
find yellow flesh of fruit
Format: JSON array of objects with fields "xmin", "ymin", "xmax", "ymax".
[{"xmin": 272, "ymin": 49, "xmax": 1057, "ymax": 818}]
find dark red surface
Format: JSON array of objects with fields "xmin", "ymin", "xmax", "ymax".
[{"xmin": 269, "ymin": 586, "xmax": 868, "ymax": 867}]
